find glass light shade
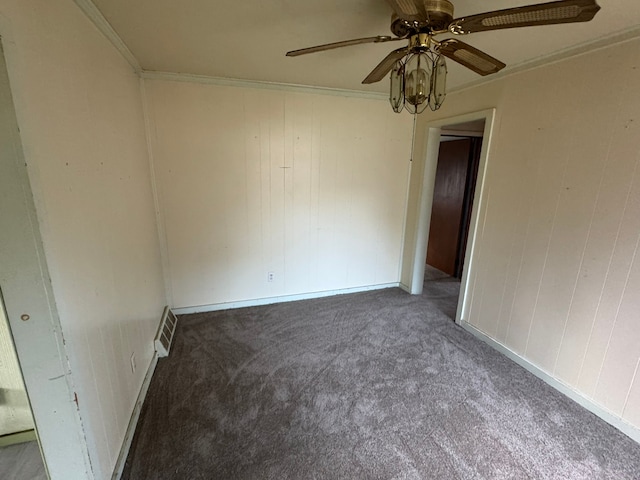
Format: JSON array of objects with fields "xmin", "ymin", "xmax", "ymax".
[
  {"xmin": 389, "ymin": 61, "xmax": 404, "ymax": 114},
  {"xmin": 429, "ymin": 54, "xmax": 447, "ymax": 111},
  {"xmin": 404, "ymin": 53, "xmax": 432, "ymax": 114}
]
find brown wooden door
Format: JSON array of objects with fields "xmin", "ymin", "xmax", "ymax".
[{"xmin": 426, "ymin": 138, "xmax": 474, "ymax": 277}]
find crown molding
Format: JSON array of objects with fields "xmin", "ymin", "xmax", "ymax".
[
  {"xmin": 73, "ymin": 0, "xmax": 141, "ymax": 73},
  {"xmin": 140, "ymin": 70, "xmax": 389, "ymax": 100},
  {"xmin": 450, "ymin": 24, "xmax": 640, "ymax": 95},
  {"xmin": 73, "ymin": 1, "xmax": 640, "ymax": 102}
]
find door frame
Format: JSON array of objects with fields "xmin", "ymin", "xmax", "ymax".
[
  {"xmin": 405, "ymin": 109, "xmax": 496, "ymax": 325},
  {"xmin": 0, "ymin": 33, "xmax": 92, "ymax": 479}
]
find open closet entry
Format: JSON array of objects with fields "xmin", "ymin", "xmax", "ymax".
[{"xmin": 426, "ymin": 121, "xmax": 484, "ymax": 280}]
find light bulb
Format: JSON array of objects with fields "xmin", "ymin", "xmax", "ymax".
[
  {"xmin": 405, "ymin": 68, "xmax": 429, "ymax": 106},
  {"xmin": 404, "ymin": 53, "xmax": 432, "ymax": 112}
]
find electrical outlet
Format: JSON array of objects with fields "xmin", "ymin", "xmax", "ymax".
[
  {"xmin": 130, "ymin": 353, "xmax": 136, "ymax": 374},
  {"xmin": 267, "ymin": 272, "xmax": 275, "ymax": 282}
]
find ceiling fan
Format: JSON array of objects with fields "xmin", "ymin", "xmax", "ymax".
[{"xmin": 286, "ymin": 0, "xmax": 601, "ymax": 114}]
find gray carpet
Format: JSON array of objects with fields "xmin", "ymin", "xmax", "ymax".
[
  {"xmin": 0, "ymin": 441, "xmax": 47, "ymax": 480},
  {"xmin": 122, "ymin": 269, "xmax": 640, "ymax": 479}
]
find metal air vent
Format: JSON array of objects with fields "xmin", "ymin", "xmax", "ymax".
[{"xmin": 154, "ymin": 306, "xmax": 178, "ymax": 357}]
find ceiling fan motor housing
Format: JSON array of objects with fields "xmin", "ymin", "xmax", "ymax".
[
  {"xmin": 424, "ymin": 0, "xmax": 454, "ymax": 30},
  {"xmin": 390, "ymin": 0, "xmax": 454, "ymax": 36}
]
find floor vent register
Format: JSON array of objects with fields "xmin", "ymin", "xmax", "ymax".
[{"xmin": 154, "ymin": 306, "xmax": 178, "ymax": 357}]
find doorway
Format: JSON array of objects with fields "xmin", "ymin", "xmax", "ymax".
[
  {"xmin": 0, "ymin": 299, "xmax": 35, "ymax": 439},
  {"xmin": 0, "ymin": 295, "xmax": 47, "ymax": 479},
  {"xmin": 406, "ymin": 109, "xmax": 495, "ymax": 325},
  {"xmin": 426, "ymin": 125, "xmax": 484, "ymax": 280}
]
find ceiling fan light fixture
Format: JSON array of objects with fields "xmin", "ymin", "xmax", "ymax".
[
  {"xmin": 429, "ymin": 54, "xmax": 447, "ymax": 111},
  {"xmin": 404, "ymin": 52, "xmax": 432, "ymax": 114},
  {"xmin": 389, "ymin": 61, "xmax": 405, "ymax": 113},
  {"xmin": 390, "ymin": 49, "xmax": 446, "ymax": 115},
  {"xmin": 288, "ymin": 0, "xmax": 601, "ymax": 115}
]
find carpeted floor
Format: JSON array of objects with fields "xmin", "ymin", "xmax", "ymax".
[
  {"xmin": 0, "ymin": 440, "xmax": 47, "ymax": 480},
  {"xmin": 122, "ymin": 268, "xmax": 640, "ymax": 479}
]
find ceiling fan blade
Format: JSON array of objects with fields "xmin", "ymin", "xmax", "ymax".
[
  {"xmin": 362, "ymin": 47, "xmax": 408, "ymax": 84},
  {"xmin": 449, "ymin": 0, "xmax": 600, "ymax": 35},
  {"xmin": 385, "ymin": 0, "xmax": 428, "ymax": 23},
  {"xmin": 439, "ymin": 39, "xmax": 506, "ymax": 76},
  {"xmin": 286, "ymin": 36, "xmax": 403, "ymax": 57}
]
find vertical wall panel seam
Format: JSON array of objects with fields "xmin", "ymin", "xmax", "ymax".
[
  {"xmin": 83, "ymin": 330, "xmax": 109, "ymax": 480},
  {"xmin": 269, "ymin": 104, "xmax": 273, "ymax": 274},
  {"xmin": 314, "ymin": 108, "xmax": 321, "ymax": 288},
  {"xmin": 591, "ymin": 155, "xmax": 640, "ymax": 396},
  {"xmin": 258, "ymin": 97, "xmax": 266, "ymax": 285},
  {"xmin": 579, "ymin": 151, "xmax": 640, "ymax": 390},
  {"xmin": 97, "ymin": 329, "xmax": 117, "ymax": 467},
  {"xmin": 521, "ymin": 128, "xmax": 553, "ymax": 354},
  {"xmin": 595, "ymin": 200, "xmax": 640, "ymax": 400},
  {"xmin": 503, "ymin": 127, "xmax": 544, "ymax": 348},
  {"xmin": 139, "ymin": 79, "xmax": 173, "ymax": 306},
  {"xmin": 574, "ymin": 55, "xmax": 636, "ymax": 387},
  {"xmin": 622, "ymin": 148, "xmax": 640, "ymax": 413},
  {"xmin": 524, "ymin": 103, "xmax": 580, "ymax": 357},
  {"xmin": 284, "ymin": 95, "xmax": 289, "ymax": 289},
  {"xmin": 308, "ymin": 100, "xmax": 314, "ymax": 288},
  {"xmin": 346, "ymin": 121, "xmax": 355, "ymax": 286},
  {"xmin": 622, "ymin": 356, "xmax": 640, "ymax": 418},
  {"xmin": 552, "ymin": 90, "xmax": 626, "ymax": 376},
  {"xmin": 503, "ymin": 187, "xmax": 530, "ymax": 346},
  {"xmin": 398, "ymin": 158, "xmax": 413, "ymax": 283},
  {"xmin": 242, "ymin": 93, "xmax": 250, "ymax": 294},
  {"xmin": 473, "ymin": 190, "xmax": 491, "ymax": 331},
  {"xmin": 496, "ymin": 145, "xmax": 529, "ymax": 339},
  {"xmin": 494, "ymin": 207, "xmax": 519, "ymax": 339},
  {"xmin": 305, "ymin": 101, "xmax": 312, "ymax": 289},
  {"xmin": 594, "ymin": 225, "xmax": 640, "ymax": 400}
]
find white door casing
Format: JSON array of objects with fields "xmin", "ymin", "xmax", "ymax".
[{"xmin": 404, "ymin": 109, "xmax": 496, "ymax": 325}]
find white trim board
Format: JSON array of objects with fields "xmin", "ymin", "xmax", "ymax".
[
  {"xmin": 450, "ymin": 25, "xmax": 640, "ymax": 96},
  {"xmin": 172, "ymin": 283, "xmax": 400, "ymax": 315},
  {"xmin": 73, "ymin": 1, "xmax": 640, "ymax": 103},
  {"xmin": 73, "ymin": 0, "xmax": 141, "ymax": 73},
  {"xmin": 140, "ymin": 71, "xmax": 388, "ymax": 101},
  {"xmin": 111, "ymin": 352, "xmax": 159, "ymax": 480},
  {"xmin": 461, "ymin": 321, "xmax": 640, "ymax": 445}
]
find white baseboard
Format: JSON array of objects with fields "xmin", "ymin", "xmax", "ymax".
[
  {"xmin": 111, "ymin": 352, "xmax": 159, "ymax": 480},
  {"xmin": 398, "ymin": 283, "xmax": 411, "ymax": 294},
  {"xmin": 460, "ymin": 321, "xmax": 640, "ymax": 445},
  {"xmin": 0, "ymin": 429, "xmax": 37, "ymax": 447},
  {"xmin": 172, "ymin": 283, "xmax": 401, "ymax": 315}
]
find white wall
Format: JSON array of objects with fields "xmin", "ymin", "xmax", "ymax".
[
  {"xmin": 0, "ymin": 0, "xmax": 165, "ymax": 478},
  {"xmin": 145, "ymin": 78, "xmax": 413, "ymax": 308},
  {"xmin": 406, "ymin": 37, "xmax": 640, "ymax": 433}
]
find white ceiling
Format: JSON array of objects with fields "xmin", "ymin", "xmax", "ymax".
[{"xmin": 91, "ymin": 0, "xmax": 640, "ymax": 93}]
